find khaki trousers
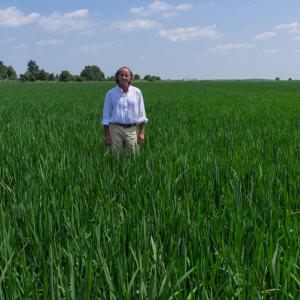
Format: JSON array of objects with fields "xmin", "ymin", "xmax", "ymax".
[{"xmin": 109, "ymin": 124, "xmax": 138, "ymax": 156}]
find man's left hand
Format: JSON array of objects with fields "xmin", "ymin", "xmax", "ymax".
[{"xmin": 137, "ymin": 131, "xmax": 145, "ymax": 144}]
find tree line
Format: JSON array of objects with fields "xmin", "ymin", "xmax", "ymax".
[{"xmin": 0, "ymin": 60, "xmax": 161, "ymax": 82}]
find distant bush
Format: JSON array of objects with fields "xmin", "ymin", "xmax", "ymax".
[
  {"xmin": 19, "ymin": 60, "xmax": 54, "ymax": 82},
  {"xmin": 143, "ymin": 74, "xmax": 161, "ymax": 81},
  {"xmin": 0, "ymin": 61, "xmax": 17, "ymax": 80},
  {"xmin": 59, "ymin": 70, "xmax": 74, "ymax": 82},
  {"xmin": 80, "ymin": 65, "xmax": 105, "ymax": 81}
]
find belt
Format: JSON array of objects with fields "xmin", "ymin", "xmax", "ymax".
[{"xmin": 113, "ymin": 123, "xmax": 137, "ymax": 128}]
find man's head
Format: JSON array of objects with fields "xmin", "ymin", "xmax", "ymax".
[{"xmin": 115, "ymin": 66, "xmax": 133, "ymax": 86}]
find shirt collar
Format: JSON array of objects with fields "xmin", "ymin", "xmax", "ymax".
[{"xmin": 117, "ymin": 85, "xmax": 131, "ymax": 93}]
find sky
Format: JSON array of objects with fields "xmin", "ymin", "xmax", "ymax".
[{"xmin": 1, "ymin": 0, "xmax": 300, "ymax": 79}]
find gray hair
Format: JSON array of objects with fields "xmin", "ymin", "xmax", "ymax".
[{"xmin": 115, "ymin": 66, "xmax": 133, "ymax": 85}]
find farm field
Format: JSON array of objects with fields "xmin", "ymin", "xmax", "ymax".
[{"xmin": 0, "ymin": 80, "xmax": 300, "ymax": 299}]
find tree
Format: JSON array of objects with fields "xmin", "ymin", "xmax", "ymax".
[
  {"xmin": 0, "ymin": 61, "xmax": 7, "ymax": 79},
  {"xmin": 19, "ymin": 60, "xmax": 54, "ymax": 81},
  {"xmin": 74, "ymin": 75, "xmax": 83, "ymax": 82},
  {"xmin": 59, "ymin": 70, "xmax": 74, "ymax": 82},
  {"xmin": 27, "ymin": 60, "xmax": 40, "ymax": 81},
  {"xmin": 19, "ymin": 60, "xmax": 39, "ymax": 81},
  {"xmin": 36, "ymin": 69, "xmax": 48, "ymax": 81},
  {"xmin": 48, "ymin": 73, "xmax": 55, "ymax": 81},
  {"xmin": 6, "ymin": 66, "xmax": 17, "ymax": 80},
  {"xmin": 143, "ymin": 74, "xmax": 161, "ymax": 81},
  {"xmin": 28, "ymin": 60, "xmax": 39, "ymax": 75},
  {"xmin": 153, "ymin": 76, "xmax": 161, "ymax": 81},
  {"xmin": 134, "ymin": 74, "xmax": 141, "ymax": 80},
  {"xmin": 80, "ymin": 65, "xmax": 105, "ymax": 81},
  {"xmin": 35, "ymin": 67, "xmax": 52, "ymax": 81},
  {"xmin": 0, "ymin": 61, "xmax": 17, "ymax": 80}
]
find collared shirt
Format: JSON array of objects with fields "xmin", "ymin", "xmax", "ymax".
[{"xmin": 102, "ymin": 85, "xmax": 148, "ymax": 126}]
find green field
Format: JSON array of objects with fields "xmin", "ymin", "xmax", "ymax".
[{"xmin": 0, "ymin": 81, "xmax": 299, "ymax": 299}]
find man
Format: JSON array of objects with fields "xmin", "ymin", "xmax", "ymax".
[{"xmin": 102, "ymin": 66, "xmax": 148, "ymax": 156}]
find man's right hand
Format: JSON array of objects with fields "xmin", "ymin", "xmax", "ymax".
[{"xmin": 105, "ymin": 134, "xmax": 112, "ymax": 146}]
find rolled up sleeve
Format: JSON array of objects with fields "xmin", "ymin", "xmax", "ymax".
[
  {"xmin": 102, "ymin": 93, "xmax": 112, "ymax": 126},
  {"xmin": 137, "ymin": 92, "xmax": 148, "ymax": 124}
]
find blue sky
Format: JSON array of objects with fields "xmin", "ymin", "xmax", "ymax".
[{"xmin": 1, "ymin": 0, "xmax": 300, "ymax": 79}]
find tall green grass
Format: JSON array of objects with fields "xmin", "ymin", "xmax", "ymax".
[{"xmin": 0, "ymin": 81, "xmax": 299, "ymax": 298}]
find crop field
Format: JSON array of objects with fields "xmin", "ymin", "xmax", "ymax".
[{"xmin": 0, "ymin": 80, "xmax": 300, "ymax": 299}]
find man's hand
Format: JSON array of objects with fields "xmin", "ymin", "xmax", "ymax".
[
  {"xmin": 105, "ymin": 133, "xmax": 112, "ymax": 146},
  {"xmin": 137, "ymin": 131, "xmax": 145, "ymax": 144},
  {"xmin": 104, "ymin": 125, "xmax": 111, "ymax": 146}
]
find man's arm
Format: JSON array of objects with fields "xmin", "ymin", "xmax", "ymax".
[
  {"xmin": 103, "ymin": 92, "xmax": 112, "ymax": 146},
  {"xmin": 104, "ymin": 125, "xmax": 111, "ymax": 145},
  {"xmin": 137, "ymin": 122, "xmax": 145, "ymax": 144}
]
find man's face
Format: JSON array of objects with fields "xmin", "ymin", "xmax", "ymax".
[{"xmin": 117, "ymin": 68, "xmax": 131, "ymax": 86}]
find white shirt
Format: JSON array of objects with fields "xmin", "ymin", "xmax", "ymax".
[{"xmin": 102, "ymin": 85, "xmax": 148, "ymax": 126}]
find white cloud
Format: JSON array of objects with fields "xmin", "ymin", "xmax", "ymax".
[
  {"xmin": 130, "ymin": 1, "xmax": 171, "ymax": 15},
  {"xmin": 0, "ymin": 7, "xmax": 40, "ymax": 27},
  {"xmin": 292, "ymin": 36, "xmax": 300, "ymax": 41},
  {"xmin": 211, "ymin": 43, "xmax": 255, "ymax": 52},
  {"xmin": 275, "ymin": 22, "xmax": 300, "ymax": 35},
  {"xmin": 175, "ymin": 4, "xmax": 193, "ymax": 11},
  {"xmin": 36, "ymin": 39, "xmax": 64, "ymax": 46},
  {"xmin": 38, "ymin": 9, "xmax": 94, "ymax": 33},
  {"xmin": 70, "ymin": 45, "xmax": 102, "ymax": 53},
  {"xmin": 254, "ymin": 31, "xmax": 276, "ymax": 41},
  {"xmin": 159, "ymin": 26, "xmax": 220, "ymax": 42},
  {"xmin": 0, "ymin": 7, "xmax": 94, "ymax": 33},
  {"xmin": 130, "ymin": 1, "xmax": 192, "ymax": 17},
  {"xmin": 64, "ymin": 9, "xmax": 89, "ymax": 18},
  {"xmin": 112, "ymin": 19, "xmax": 158, "ymax": 31}
]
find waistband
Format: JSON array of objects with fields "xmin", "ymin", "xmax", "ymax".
[{"xmin": 112, "ymin": 123, "xmax": 137, "ymax": 128}]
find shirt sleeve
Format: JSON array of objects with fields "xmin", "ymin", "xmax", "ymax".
[
  {"xmin": 137, "ymin": 91, "xmax": 148, "ymax": 124},
  {"xmin": 102, "ymin": 92, "xmax": 112, "ymax": 126}
]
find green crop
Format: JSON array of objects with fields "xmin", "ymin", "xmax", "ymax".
[{"xmin": 0, "ymin": 81, "xmax": 299, "ymax": 299}]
